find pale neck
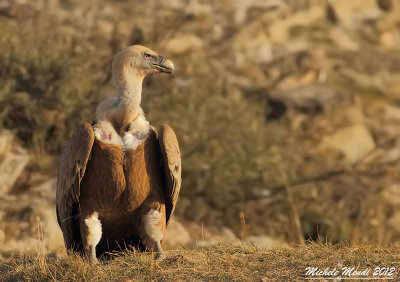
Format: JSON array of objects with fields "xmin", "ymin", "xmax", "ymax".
[{"xmin": 116, "ymin": 76, "xmax": 144, "ymax": 111}]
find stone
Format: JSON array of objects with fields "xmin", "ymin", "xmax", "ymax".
[
  {"xmin": 384, "ymin": 105, "xmax": 400, "ymax": 121},
  {"xmin": 0, "ymin": 130, "xmax": 13, "ymax": 156},
  {"xmin": 185, "ymin": 0, "xmax": 212, "ymax": 17},
  {"xmin": 379, "ymin": 30, "xmax": 399, "ymax": 48},
  {"xmin": 231, "ymin": 0, "xmax": 282, "ymax": 25},
  {"xmin": 196, "ymin": 239, "xmax": 218, "ymax": 248},
  {"xmin": 165, "ymin": 35, "xmax": 203, "ymax": 55},
  {"xmin": 30, "ymin": 179, "xmax": 63, "ymax": 251},
  {"xmin": 321, "ymin": 124, "xmax": 375, "ymax": 164},
  {"xmin": 95, "ymin": 19, "xmax": 114, "ymax": 37},
  {"xmin": 220, "ymin": 227, "xmax": 239, "ymax": 243},
  {"xmin": 30, "ymin": 178, "xmax": 57, "ymax": 200},
  {"xmin": 0, "ymin": 228, "xmax": 5, "ymax": 244},
  {"xmin": 382, "ymin": 184, "xmax": 400, "ymax": 206},
  {"xmin": 40, "ymin": 207, "xmax": 64, "ymax": 251},
  {"xmin": 245, "ymin": 236, "xmax": 284, "ymax": 249},
  {"xmin": 233, "ymin": 31, "xmax": 273, "ymax": 66},
  {"xmin": 329, "ymin": 0, "xmax": 382, "ymax": 28},
  {"xmin": 160, "ymin": 0, "xmax": 183, "ymax": 10},
  {"xmin": 0, "ymin": 148, "xmax": 29, "ymax": 196},
  {"xmin": 274, "ymin": 84, "xmax": 337, "ymax": 106},
  {"xmin": 194, "ymin": 226, "xmax": 239, "ymax": 247},
  {"xmin": 329, "ymin": 27, "xmax": 359, "ymax": 50},
  {"xmin": 268, "ymin": 5, "xmax": 326, "ymax": 43},
  {"xmin": 388, "ymin": 212, "xmax": 400, "ymax": 234},
  {"xmin": 165, "ymin": 217, "xmax": 191, "ymax": 248},
  {"xmin": 0, "ymin": 178, "xmax": 65, "ymax": 257}
]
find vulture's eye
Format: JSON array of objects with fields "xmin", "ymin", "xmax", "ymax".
[{"xmin": 144, "ymin": 53, "xmax": 153, "ymax": 60}]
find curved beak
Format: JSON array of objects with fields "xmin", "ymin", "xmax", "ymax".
[{"xmin": 153, "ymin": 56, "xmax": 174, "ymax": 74}]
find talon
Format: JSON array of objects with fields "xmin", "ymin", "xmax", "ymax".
[
  {"xmin": 89, "ymin": 256, "xmax": 99, "ymax": 264},
  {"xmin": 154, "ymin": 252, "xmax": 166, "ymax": 261}
]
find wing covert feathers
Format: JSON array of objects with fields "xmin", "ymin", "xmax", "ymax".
[
  {"xmin": 158, "ymin": 125, "xmax": 182, "ymax": 226},
  {"xmin": 56, "ymin": 123, "xmax": 94, "ymax": 249}
]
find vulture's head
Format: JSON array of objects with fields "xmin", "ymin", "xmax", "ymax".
[{"xmin": 112, "ymin": 45, "xmax": 174, "ymax": 89}]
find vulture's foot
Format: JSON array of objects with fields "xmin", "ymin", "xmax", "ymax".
[
  {"xmin": 87, "ymin": 245, "xmax": 99, "ymax": 264},
  {"xmin": 83, "ymin": 212, "xmax": 102, "ymax": 265},
  {"xmin": 154, "ymin": 241, "xmax": 166, "ymax": 260},
  {"xmin": 142, "ymin": 209, "xmax": 166, "ymax": 261},
  {"xmin": 89, "ymin": 255, "xmax": 99, "ymax": 264},
  {"xmin": 154, "ymin": 251, "xmax": 166, "ymax": 261}
]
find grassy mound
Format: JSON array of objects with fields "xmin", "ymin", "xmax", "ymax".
[{"xmin": 1, "ymin": 243, "xmax": 399, "ymax": 281}]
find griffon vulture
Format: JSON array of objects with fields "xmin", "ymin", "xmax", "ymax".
[{"xmin": 56, "ymin": 45, "xmax": 181, "ymax": 262}]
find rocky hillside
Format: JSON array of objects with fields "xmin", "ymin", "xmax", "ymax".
[{"xmin": 0, "ymin": 0, "xmax": 400, "ymax": 259}]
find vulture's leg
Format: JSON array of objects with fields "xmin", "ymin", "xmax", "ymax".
[
  {"xmin": 82, "ymin": 212, "xmax": 102, "ymax": 263},
  {"xmin": 142, "ymin": 209, "xmax": 165, "ymax": 260}
]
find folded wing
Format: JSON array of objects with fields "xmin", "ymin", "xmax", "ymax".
[
  {"xmin": 56, "ymin": 123, "xmax": 95, "ymax": 251},
  {"xmin": 158, "ymin": 125, "xmax": 182, "ymax": 225}
]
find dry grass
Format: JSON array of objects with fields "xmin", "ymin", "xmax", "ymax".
[
  {"xmin": 1, "ymin": 0, "xmax": 400, "ymax": 254},
  {"xmin": 1, "ymin": 243, "xmax": 399, "ymax": 281}
]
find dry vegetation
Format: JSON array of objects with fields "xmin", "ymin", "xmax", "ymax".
[
  {"xmin": 1, "ymin": 243, "xmax": 399, "ymax": 281},
  {"xmin": 0, "ymin": 243, "xmax": 400, "ymax": 281}
]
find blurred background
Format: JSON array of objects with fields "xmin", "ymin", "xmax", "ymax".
[{"xmin": 0, "ymin": 0, "xmax": 400, "ymax": 259}]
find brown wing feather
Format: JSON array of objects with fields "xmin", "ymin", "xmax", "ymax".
[
  {"xmin": 56, "ymin": 123, "xmax": 95, "ymax": 251},
  {"xmin": 158, "ymin": 125, "xmax": 182, "ymax": 226}
]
